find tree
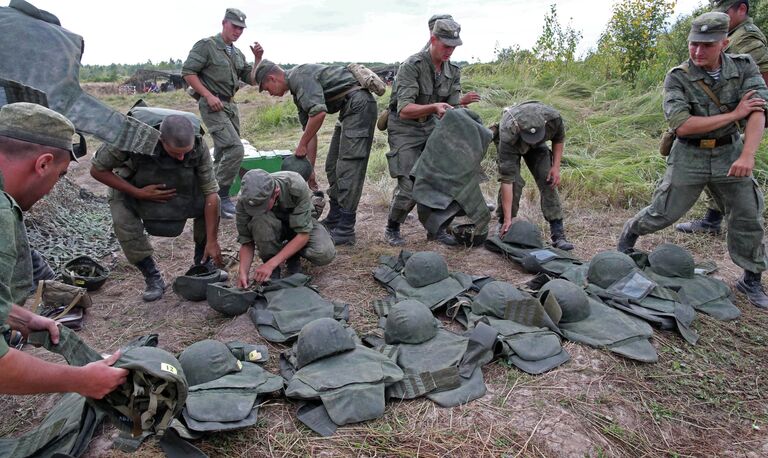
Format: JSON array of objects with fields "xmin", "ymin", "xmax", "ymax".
[{"xmin": 533, "ymin": 4, "xmax": 582, "ymax": 65}]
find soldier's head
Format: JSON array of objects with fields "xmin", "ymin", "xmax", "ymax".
[
  {"xmin": 711, "ymin": 1, "xmax": 749, "ymax": 30},
  {"xmin": 429, "ymin": 19, "xmax": 463, "ymax": 62},
  {"xmin": 241, "ymin": 169, "xmax": 280, "ymax": 215},
  {"xmin": 688, "ymin": 12, "xmax": 730, "ymax": 70},
  {"xmin": 222, "ymin": 8, "xmax": 247, "ymax": 44},
  {"xmin": 159, "ymin": 115, "xmax": 195, "ymax": 161},
  {"xmin": 0, "ymin": 103, "xmax": 77, "ymax": 210},
  {"xmin": 254, "ymin": 60, "xmax": 289, "ymax": 97}
]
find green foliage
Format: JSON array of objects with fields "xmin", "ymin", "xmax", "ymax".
[
  {"xmin": 80, "ymin": 59, "xmax": 184, "ymax": 82},
  {"xmin": 534, "ymin": 4, "xmax": 582, "ymax": 65}
]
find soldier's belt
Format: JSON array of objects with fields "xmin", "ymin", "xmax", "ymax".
[
  {"xmin": 211, "ymin": 92, "xmax": 232, "ymax": 103},
  {"xmin": 677, "ymin": 134, "xmax": 734, "ymax": 149}
]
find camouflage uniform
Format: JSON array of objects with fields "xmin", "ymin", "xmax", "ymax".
[
  {"xmin": 624, "ymin": 52, "xmax": 768, "ymax": 273},
  {"xmin": 286, "ymin": 64, "xmax": 377, "ymax": 212},
  {"xmin": 236, "ymin": 172, "xmax": 335, "ymax": 266},
  {"xmin": 91, "ymin": 139, "xmax": 218, "ymax": 264},
  {"xmin": 497, "ymin": 102, "xmax": 566, "ymax": 222},
  {"xmin": 386, "ymin": 49, "xmax": 462, "ymax": 223},
  {"xmin": 182, "ymin": 33, "xmax": 253, "ymax": 189}
]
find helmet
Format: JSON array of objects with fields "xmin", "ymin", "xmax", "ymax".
[
  {"xmin": 61, "ymin": 255, "xmax": 109, "ymax": 291},
  {"xmin": 280, "ymin": 155, "xmax": 313, "ymax": 181},
  {"xmin": 384, "ymin": 300, "xmax": 438, "ymax": 344},
  {"xmin": 472, "ymin": 281, "xmax": 534, "ymax": 319},
  {"xmin": 539, "ymin": 279, "xmax": 590, "ymax": 323},
  {"xmin": 295, "ymin": 318, "xmax": 356, "ymax": 369},
  {"xmin": 206, "ymin": 282, "xmax": 257, "ymax": 316},
  {"xmin": 178, "ymin": 339, "xmax": 242, "ymax": 387},
  {"xmin": 587, "ymin": 251, "xmax": 637, "ymax": 289},
  {"xmin": 450, "ymin": 223, "xmax": 488, "ymax": 247},
  {"xmin": 501, "ymin": 220, "xmax": 544, "ymax": 248},
  {"xmin": 173, "ymin": 265, "xmax": 224, "ymax": 302},
  {"xmin": 403, "ymin": 251, "xmax": 450, "ymax": 288},
  {"xmin": 648, "ymin": 243, "xmax": 695, "ymax": 278}
]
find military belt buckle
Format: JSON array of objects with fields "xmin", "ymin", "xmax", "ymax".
[{"xmin": 699, "ymin": 139, "xmax": 716, "ymax": 149}]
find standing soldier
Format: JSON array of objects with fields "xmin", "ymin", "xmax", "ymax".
[
  {"xmin": 618, "ymin": 12, "xmax": 768, "ymax": 308},
  {"xmin": 182, "ymin": 8, "xmax": 259, "ymax": 219},
  {"xmin": 384, "ymin": 17, "xmax": 481, "ymax": 246},
  {"xmin": 676, "ymin": 0, "xmax": 768, "ymax": 234},
  {"xmin": 496, "ymin": 101, "xmax": 574, "ymax": 250}
]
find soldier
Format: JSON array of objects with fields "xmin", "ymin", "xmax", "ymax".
[
  {"xmin": 182, "ymin": 8, "xmax": 260, "ymax": 219},
  {"xmin": 676, "ymin": 0, "xmax": 768, "ymax": 234},
  {"xmin": 617, "ymin": 12, "xmax": 768, "ymax": 308},
  {"xmin": 496, "ymin": 102, "xmax": 574, "ymax": 250},
  {"xmin": 384, "ymin": 18, "xmax": 481, "ymax": 246},
  {"xmin": 90, "ymin": 111, "xmax": 223, "ymax": 302},
  {"xmin": 236, "ymin": 169, "xmax": 336, "ymax": 286},
  {"xmin": 252, "ymin": 48, "xmax": 377, "ymax": 246},
  {"xmin": 0, "ymin": 103, "xmax": 127, "ymax": 398}
]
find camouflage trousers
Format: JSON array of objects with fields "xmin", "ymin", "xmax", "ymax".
[
  {"xmin": 326, "ymin": 90, "xmax": 378, "ymax": 212},
  {"xmin": 625, "ymin": 140, "xmax": 768, "ymax": 273},
  {"xmin": 199, "ymin": 98, "xmax": 244, "ymax": 189},
  {"xmin": 109, "ymin": 193, "xmax": 206, "ymax": 265},
  {"xmin": 252, "ymin": 216, "xmax": 336, "ymax": 266},
  {"xmin": 496, "ymin": 145, "xmax": 563, "ymax": 223}
]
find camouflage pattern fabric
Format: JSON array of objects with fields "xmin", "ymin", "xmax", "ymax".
[{"xmin": 286, "ymin": 64, "xmax": 358, "ymax": 125}]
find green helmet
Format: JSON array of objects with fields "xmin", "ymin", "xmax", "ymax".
[
  {"xmin": 472, "ymin": 281, "xmax": 533, "ymax": 319},
  {"xmin": 648, "ymin": 243, "xmax": 695, "ymax": 279},
  {"xmin": 501, "ymin": 220, "xmax": 544, "ymax": 248},
  {"xmin": 61, "ymin": 255, "xmax": 109, "ymax": 291},
  {"xmin": 280, "ymin": 155, "xmax": 313, "ymax": 181},
  {"xmin": 450, "ymin": 223, "xmax": 488, "ymax": 247},
  {"xmin": 403, "ymin": 251, "xmax": 450, "ymax": 288},
  {"xmin": 296, "ymin": 318, "xmax": 357, "ymax": 369},
  {"xmin": 539, "ymin": 279, "xmax": 590, "ymax": 323},
  {"xmin": 173, "ymin": 265, "xmax": 224, "ymax": 302},
  {"xmin": 384, "ymin": 300, "xmax": 438, "ymax": 344},
  {"xmin": 206, "ymin": 282, "xmax": 257, "ymax": 316},
  {"xmin": 587, "ymin": 251, "xmax": 637, "ymax": 289},
  {"xmin": 178, "ymin": 339, "xmax": 242, "ymax": 387}
]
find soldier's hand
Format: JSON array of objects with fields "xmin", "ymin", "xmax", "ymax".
[
  {"xmin": 460, "ymin": 91, "xmax": 481, "ymax": 106},
  {"xmin": 79, "ymin": 351, "xmax": 129, "ymax": 399},
  {"xmin": 251, "ymin": 42, "xmax": 264, "ymax": 62},
  {"xmin": 253, "ymin": 263, "xmax": 275, "ymax": 283},
  {"xmin": 12, "ymin": 309, "xmax": 60, "ymax": 343},
  {"xmin": 136, "ymin": 184, "xmax": 176, "ymax": 202},
  {"xmin": 204, "ymin": 241, "xmax": 223, "ymax": 267},
  {"xmin": 205, "ymin": 94, "xmax": 224, "ymax": 112},
  {"xmin": 237, "ymin": 272, "xmax": 250, "ymax": 289},
  {"xmin": 734, "ymin": 90, "xmax": 765, "ymax": 120},
  {"xmin": 728, "ymin": 155, "xmax": 755, "ymax": 177},
  {"xmin": 433, "ymin": 103, "xmax": 453, "ymax": 118},
  {"xmin": 294, "ymin": 144, "xmax": 308, "ymax": 158},
  {"xmin": 500, "ymin": 217, "xmax": 515, "ymax": 236},
  {"xmin": 547, "ymin": 167, "xmax": 561, "ymax": 188}
]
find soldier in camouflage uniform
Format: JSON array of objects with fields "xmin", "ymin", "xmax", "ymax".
[
  {"xmin": 496, "ymin": 101, "xmax": 574, "ymax": 250},
  {"xmin": 677, "ymin": 0, "xmax": 768, "ymax": 234},
  {"xmin": 252, "ymin": 48, "xmax": 377, "ymax": 246},
  {"xmin": 618, "ymin": 12, "xmax": 768, "ymax": 308},
  {"xmin": 236, "ymin": 169, "xmax": 335, "ymax": 285},
  {"xmin": 182, "ymin": 8, "xmax": 259, "ymax": 219},
  {"xmin": 0, "ymin": 103, "xmax": 127, "ymax": 397},
  {"xmin": 384, "ymin": 18, "xmax": 481, "ymax": 246}
]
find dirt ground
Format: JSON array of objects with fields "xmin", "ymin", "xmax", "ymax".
[{"xmin": 2, "ymin": 90, "xmax": 768, "ymax": 457}]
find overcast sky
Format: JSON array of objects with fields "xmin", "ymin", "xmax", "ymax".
[{"xmin": 22, "ymin": 0, "xmax": 704, "ymax": 65}]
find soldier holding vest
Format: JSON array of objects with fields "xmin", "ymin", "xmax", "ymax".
[
  {"xmin": 91, "ymin": 110, "xmax": 223, "ymax": 302},
  {"xmin": 618, "ymin": 12, "xmax": 768, "ymax": 308},
  {"xmin": 677, "ymin": 0, "xmax": 768, "ymax": 235},
  {"xmin": 182, "ymin": 8, "xmax": 259, "ymax": 219},
  {"xmin": 384, "ymin": 17, "xmax": 481, "ymax": 246}
]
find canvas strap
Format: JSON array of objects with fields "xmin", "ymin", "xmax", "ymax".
[
  {"xmin": 386, "ymin": 366, "xmax": 461, "ymax": 399},
  {"xmin": 694, "ymin": 80, "xmax": 742, "ymax": 133}
]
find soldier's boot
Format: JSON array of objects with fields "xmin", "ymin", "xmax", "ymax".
[
  {"xmin": 674, "ymin": 208, "xmax": 722, "ymax": 234},
  {"xmin": 286, "ymin": 255, "xmax": 302, "ymax": 275},
  {"xmin": 385, "ymin": 219, "xmax": 406, "ymax": 246},
  {"xmin": 135, "ymin": 256, "xmax": 166, "ymax": 302},
  {"xmin": 218, "ymin": 186, "xmax": 235, "ymax": 219},
  {"xmin": 549, "ymin": 219, "xmax": 574, "ymax": 251},
  {"xmin": 193, "ymin": 243, "xmax": 228, "ymax": 281},
  {"xmin": 617, "ymin": 221, "xmax": 639, "ymax": 254},
  {"xmin": 736, "ymin": 270, "xmax": 768, "ymax": 309},
  {"xmin": 320, "ymin": 198, "xmax": 342, "ymax": 230},
  {"xmin": 331, "ymin": 209, "xmax": 357, "ymax": 246},
  {"xmin": 427, "ymin": 224, "xmax": 458, "ymax": 246}
]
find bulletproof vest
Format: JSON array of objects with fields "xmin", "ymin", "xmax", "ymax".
[
  {"xmin": 0, "ymin": 1, "xmax": 160, "ymax": 154},
  {"xmin": 207, "ymin": 282, "xmax": 258, "ymax": 317},
  {"xmin": 172, "ymin": 265, "xmax": 226, "ymax": 302},
  {"xmin": 248, "ymin": 273, "xmax": 350, "ymax": 343}
]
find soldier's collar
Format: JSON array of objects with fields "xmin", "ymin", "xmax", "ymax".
[{"xmin": 213, "ymin": 33, "xmax": 230, "ymax": 50}]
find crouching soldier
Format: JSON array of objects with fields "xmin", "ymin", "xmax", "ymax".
[
  {"xmin": 236, "ymin": 169, "xmax": 336, "ymax": 286},
  {"xmin": 90, "ymin": 106, "xmax": 222, "ymax": 302}
]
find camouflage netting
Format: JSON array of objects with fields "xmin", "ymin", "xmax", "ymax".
[{"xmin": 25, "ymin": 177, "xmax": 118, "ymax": 275}]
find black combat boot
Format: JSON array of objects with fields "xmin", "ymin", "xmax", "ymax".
[
  {"xmin": 427, "ymin": 224, "xmax": 458, "ymax": 246},
  {"xmin": 286, "ymin": 255, "xmax": 302, "ymax": 275},
  {"xmin": 218, "ymin": 186, "xmax": 235, "ymax": 219},
  {"xmin": 135, "ymin": 256, "xmax": 166, "ymax": 302},
  {"xmin": 385, "ymin": 219, "xmax": 406, "ymax": 246},
  {"xmin": 736, "ymin": 270, "xmax": 768, "ymax": 309},
  {"xmin": 320, "ymin": 198, "xmax": 342, "ymax": 230},
  {"xmin": 549, "ymin": 219, "xmax": 574, "ymax": 251},
  {"xmin": 617, "ymin": 221, "xmax": 639, "ymax": 254},
  {"xmin": 675, "ymin": 208, "xmax": 722, "ymax": 234},
  {"xmin": 331, "ymin": 209, "xmax": 357, "ymax": 246}
]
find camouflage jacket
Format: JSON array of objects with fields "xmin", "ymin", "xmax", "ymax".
[
  {"xmin": 389, "ymin": 49, "xmax": 462, "ymax": 115},
  {"xmin": 727, "ymin": 17, "xmax": 768, "ymax": 73},
  {"xmin": 285, "ymin": 64, "xmax": 357, "ymax": 127},
  {"xmin": 182, "ymin": 33, "xmax": 253, "ymax": 98}
]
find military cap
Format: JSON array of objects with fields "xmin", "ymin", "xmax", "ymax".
[
  {"xmin": 432, "ymin": 19, "xmax": 463, "ymax": 47},
  {"xmin": 710, "ymin": 0, "xmax": 745, "ymax": 13},
  {"xmin": 253, "ymin": 59, "xmax": 277, "ymax": 92},
  {"xmin": 0, "ymin": 102, "xmax": 77, "ymax": 160},
  {"xmin": 240, "ymin": 169, "xmax": 276, "ymax": 215},
  {"xmin": 511, "ymin": 105, "xmax": 547, "ymax": 145},
  {"xmin": 428, "ymin": 14, "xmax": 454, "ymax": 31},
  {"xmin": 224, "ymin": 8, "xmax": 247, "ymax": 28},
  {"xmin": 689, "ymin": 12, "xmax": 730, "ymax": 42}
]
